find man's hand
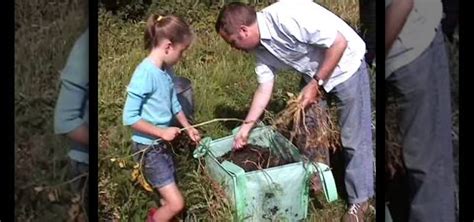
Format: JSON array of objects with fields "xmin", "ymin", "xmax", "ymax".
[
  {"xmin": 300, "ymin": 80, "xmax": 320, "ymax": 108},
  {"xmin": 233, "ymin": 124, "xmax": 251, "ymax": 149}
]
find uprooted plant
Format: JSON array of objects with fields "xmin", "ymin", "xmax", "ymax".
[{"xmin": 270, "ymin": 91, "xmax": 341, "ymax": 158}]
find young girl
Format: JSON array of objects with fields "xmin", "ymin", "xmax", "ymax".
[{"xmin": 123, "ymin": 14, "xmax": 200, "ymax": 222}]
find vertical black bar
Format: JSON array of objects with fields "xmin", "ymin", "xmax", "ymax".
[
  {"xmin": 375, "ymin": 1, "xmax": 386, "ymax": 222},
  {"xmin": 359, "ymin": 0, "xmax": 376, "ymax": 66},
  {"xmin": 1, "ymin": 0, "xmax": 15, "ymax": 221},
  {"xmin": 89, "ymin": 0, "xmax": 99, "ymax": 221}
]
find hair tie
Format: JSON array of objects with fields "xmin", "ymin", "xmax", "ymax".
[{"xmin": 157, "ymin": 15, "xmax": 163, "ymax": 22}]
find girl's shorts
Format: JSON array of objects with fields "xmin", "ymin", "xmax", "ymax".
[{"xmin": 132, "ymin": 142, "xmax": 176, "ymax": 189}]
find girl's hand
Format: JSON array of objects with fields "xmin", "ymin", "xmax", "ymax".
[
  {"xmin": 161, "ymin": 127, "xmax": 181, "ymax": 141},
  {"xmin": 186, "ymin": 127, "xmax": 201, "ymax": 144}
]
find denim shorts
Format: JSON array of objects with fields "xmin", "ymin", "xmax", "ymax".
[{"xmin": 132, "ymin": 142, "xmax": 176, "ymax": 189}]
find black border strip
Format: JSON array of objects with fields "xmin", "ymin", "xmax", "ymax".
[
  {"xmin": 3, "ymin": 0, "xmax": 15, "ymax": 220},
  {"xmin": 375, "ymin": 0, "xmax": 386, "ymax": 221},
  {"xmin": 89, "ymin": 0, "xmax": 99, "ymax": 221}
]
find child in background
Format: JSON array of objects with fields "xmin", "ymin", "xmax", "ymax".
[
  {"xmin": 122, "ymin": 14, "xmax": 200, "ymax": 222},
  {"xmin": 54, "ymin": 28, "xmax": 89, "ymax": 216}
]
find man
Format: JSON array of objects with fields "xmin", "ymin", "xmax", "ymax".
[{"xmin": 215, "ymin": 2, "xmax": 374, "ymax": 221}]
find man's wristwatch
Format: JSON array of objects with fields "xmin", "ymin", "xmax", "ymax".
[{"xmin": 313, "ymin": 74, "xmax": 324, "ymax": 86}]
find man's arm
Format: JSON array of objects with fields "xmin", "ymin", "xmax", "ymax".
[
  {"xmin": 385, "ymin": 0, "xmax": 414, "ymax": 57},
  {"xmin": 301, "ymin": 31, "xmax": 347, "ymax": 108},
  {"xmin": 243, "ymin": 81, "xmax": 274, "ymax": 128},
  {"xmin": 280, "ymin": 6, "xmax": 347, "ymax": 107},
  {"xmin": 233, "ymin": 81, "xmax": 274, "ymax": 148},
  {"xmin": 314, "ymin": 31, "xmax": 347, "ymax": 81}
]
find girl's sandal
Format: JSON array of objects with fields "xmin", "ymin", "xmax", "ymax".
[{"xmin": 146, "ymin": 207, "xmax": 158, "ymax": 222}]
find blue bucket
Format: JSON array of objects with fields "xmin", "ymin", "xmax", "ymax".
[{"xmin": 172, "ymin": 76, "xmax": 194, "ymax": 125}]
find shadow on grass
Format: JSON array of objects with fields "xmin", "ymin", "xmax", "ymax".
[{"xmin": 214, "ymin": 103, "xmax": 248, "ymax": 131}]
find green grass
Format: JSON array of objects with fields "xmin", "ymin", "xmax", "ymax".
[{"xmin": 99, "ymin": 0, "xmax": 376, "ymax": 221}]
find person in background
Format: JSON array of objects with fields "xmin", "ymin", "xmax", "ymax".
[
  {"xmin": 54, "ymin": 28, "xmax": 89, "ymax": 216},
  {"xmin": 385, "ymin": 0, "xmax": 456, "ymax": 221}
]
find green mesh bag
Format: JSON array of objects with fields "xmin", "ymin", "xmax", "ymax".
[{"xmin": 193, "ymin": 125, "xmax": 338, "ymax": 221}]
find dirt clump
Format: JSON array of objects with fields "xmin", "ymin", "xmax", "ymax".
[{"xmin": 218, "ymin": 144, "xmax": 294, "ymax": 172}]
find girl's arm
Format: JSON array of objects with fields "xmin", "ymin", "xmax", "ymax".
[
  {"xmin": 131, "ymin": 119, "xmax": 180, "ymax": 142},
  {"xmin": 54, "ymin": 76, "xmax": 89, "ymax": 147},
  {"xmin": 123, "ymin": 71, "xmax": 180, "ymax": 142},
  {"xmin": 123, "ymin": 92, "xmax": 180, "ymax": 142},
  {"xmin": 175, "ymin": 111, "xmax": 191, "ymax": 129},
  {"xmin": 169, "ymin": 76, "xmax": 201, "ymax": 143},
  {"xmin": 54, "ymin": 30, "xmax": 89, "ymax": 147},
  {"xmin": 67, "ymin": 125, "xmax": 89, "ymax": 146}
]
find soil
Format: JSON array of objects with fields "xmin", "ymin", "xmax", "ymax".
[{"xmin": 217, "ymin": 144, "xmax": 294, "ymax": 172}]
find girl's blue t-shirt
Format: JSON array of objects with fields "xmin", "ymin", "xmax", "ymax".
[{"xmin": 123, "ymin": 58, "xmax": 182, "ymax": 145}]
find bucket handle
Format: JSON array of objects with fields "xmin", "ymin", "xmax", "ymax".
[{"xmin": 306, "ymin": 162, "xmax": 338, "ymax": 202}]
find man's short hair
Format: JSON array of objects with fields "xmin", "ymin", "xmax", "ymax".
[{"xmin": 215, "ymin": 2, "xmax": 257, "ymax": 35}]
